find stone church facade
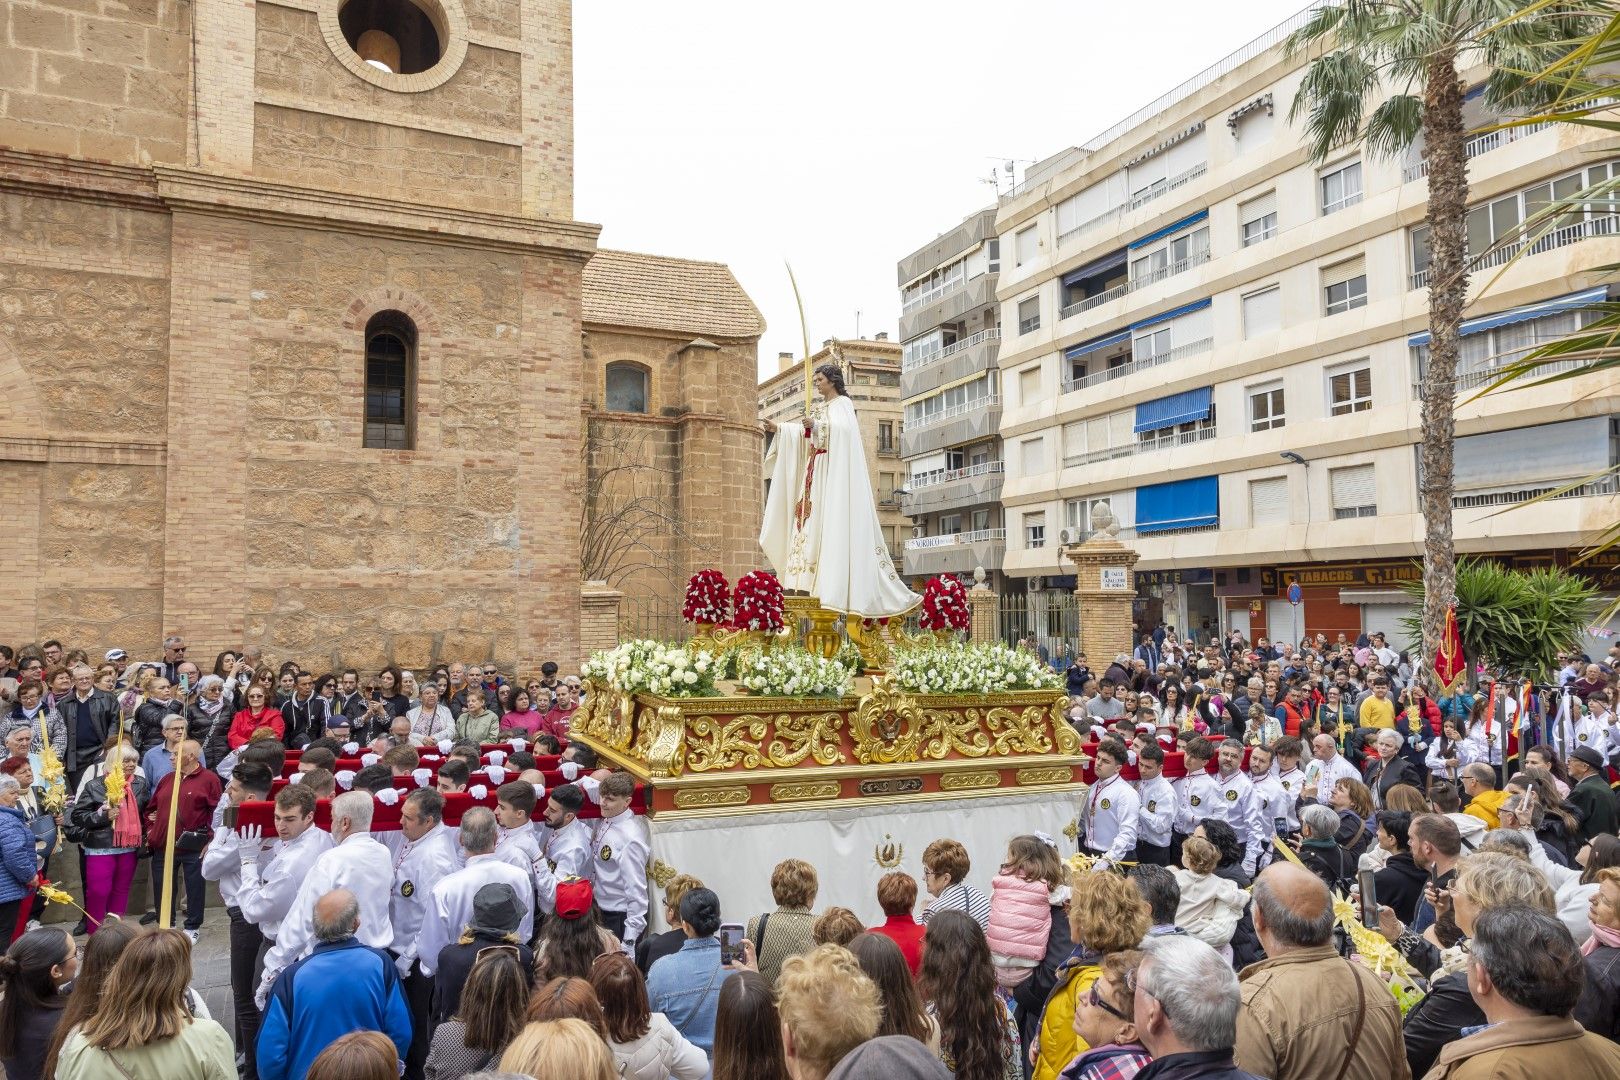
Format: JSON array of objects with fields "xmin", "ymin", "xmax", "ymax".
[{"xmin": 0, "ymin": 0, "xmax": 762, "ymax": 672}]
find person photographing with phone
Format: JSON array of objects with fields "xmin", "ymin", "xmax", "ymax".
[{"xmin": 644, "ymin": 887, "xmax": 741, "ymax": 1056}]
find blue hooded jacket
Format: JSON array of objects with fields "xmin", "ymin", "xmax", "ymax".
[{"xmin": 257, "ymin": 937, "xmax": 411, "ymax": 1080}]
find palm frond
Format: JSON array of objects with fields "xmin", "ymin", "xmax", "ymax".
[
  {"xmin": 1290, "ymin": 50, "xmax": 1383, "ymax": 160},
  {"xmin": 1365, "ymin": 94, "xmax": 1425, "ymax": 157}
]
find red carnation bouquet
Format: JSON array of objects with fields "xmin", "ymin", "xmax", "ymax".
[
  {"xmin": 732, "ymin": 570, "xmax": 785, "ymax": 631},
  {"xmin": 919, "ymin": 575, "xmax": 970, "ymax": 632},
  {"xmin": 682, "ymin": 569, "xmax": 731, "ymax": 625}
]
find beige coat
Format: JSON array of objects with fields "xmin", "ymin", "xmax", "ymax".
[
  {"xmin": 1421, "ymin": 1015, "xmax": 1620, "ymax": 1079},
  {"xmin": 1236, "ymin": 944, "xmax": 1411, "ymax": 1080}
]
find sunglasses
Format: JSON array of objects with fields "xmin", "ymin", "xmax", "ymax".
[
  {"xmin": 475, "ymin": 944, "xmax": 521, "ymax": 963},
  {"xmin": 1085, "ymin": 983, "xmax": 1128, "ymax": 1022}
]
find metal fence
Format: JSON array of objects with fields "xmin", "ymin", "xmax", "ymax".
[
  {"xmin": 997, "ymin": 592, "xmax": 1081, "ymax": 657},
  {"xmin": 618, "ymin": 597, "xmax": 689, "ymax": 643}
]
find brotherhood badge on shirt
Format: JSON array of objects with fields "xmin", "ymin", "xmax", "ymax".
[
  {"xmin": 1579, "ymin": 733, "xmax": 1590, "ymax": 742},
  {"xmin": 1281, "ymin": 781, "xmax": 1292, "ymax": 791},
  {"xmin": 400, "ymin": 880, "xmax": 414, "ymax": 897},
  {"xmin": 600, "ymin": 844, "xmax": 614, "ymax": 861},
  {"xmin": 1100, "ymin": 799, "xmax": 1111, "ymax": 810},
  {"xmin": 1225, "ymin": 789, "xmax": 1238, "ymax": 802},
  {"xmin": 1147, "ymin": 801, "xmax": 1157, "ymax": 812},
  {"xmin": 1190, "ymin": 796, "xmax": 1202, "ymax": 808}
]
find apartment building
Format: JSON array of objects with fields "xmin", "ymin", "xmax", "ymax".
[
  {"xmin": 759, "ymin": 338, "xmax": 910, "ymax": 569},
  {"xmin": 993, "ymin": 3, "xmax": 1620, "ymax": 652},
  {"xmin": 896, "ymin": 207, "xmax": 1008, "ymax": 587}
]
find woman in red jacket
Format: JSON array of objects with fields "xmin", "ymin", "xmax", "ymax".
[{"xmin": 226, "ymin": 686, "xmax": 285, "ymax": 749}]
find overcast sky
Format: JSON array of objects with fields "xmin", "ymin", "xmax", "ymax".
[{"xmin": 575, "ymin": 0, "xmax": 1310, "ymax": 380}]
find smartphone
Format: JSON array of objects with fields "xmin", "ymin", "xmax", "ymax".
[
  {"xmin": 179, "ymin": 672, "xmax": 190, "ymax": 695},
  {"xmin": 717, "ymin": 922, "xmax": 746, "ymax": 965},
  {"xmin": 1358, "ymin": 869, "xmax": 1379, "ymax": 929}
]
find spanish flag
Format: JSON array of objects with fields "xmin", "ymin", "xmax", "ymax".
[{"xmin": 1434, "ymin": 604, "xmax": 1465, "ymax": 694}]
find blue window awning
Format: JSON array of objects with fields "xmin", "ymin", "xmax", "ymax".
[
  {"xmin": 1061, "ymin": 249, "xmax": 1128, "ymax": 287},
  {"xmin": 1131, "ymin": 297, "xmax": 1212, "ymax": 332},
  {"xmin": 1134, "ymin": 387, "xmax": 1212, "ymax": 433},
  {"xmin": 1136, "ymin": 476, "xmax": 1219, "ymax": 533},
  {"xmin": 1408, "ymin": 285, "xmax": 1608, "ymax": 347},
  {"xmin": 1065, "ymin": 330, "xmax": 1131, "ymax": 360},
  {"xmin": 1128, "ymin": 210, "xmax": 1210, "ymax": 251}
]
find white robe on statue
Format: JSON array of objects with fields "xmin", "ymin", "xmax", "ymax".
[{"xmin": 760, "ymin": 395, "xmax": 919, "ymax": 620}]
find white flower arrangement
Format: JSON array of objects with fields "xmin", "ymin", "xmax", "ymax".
[
  {"xmin": 739, "ymin": 647, "xmax": 852, "ymax": 699},
  {"xmin": 888, "ymin": 642, "xmax": 1063, "ymax": 696},
  {"xmin": 582, "ymin": 639, "xmax": 720, "ymax": 698}
]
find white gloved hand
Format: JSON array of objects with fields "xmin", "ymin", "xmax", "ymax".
[
  {"xmin": 530, "ymin": 782, "xmax": 545, "ymax": 801},
  {"xmin": 487, "ymin": 750, "xmax": 507, "ymax": 767},
  {"xmin": 468, "ymin": 784, "xmax": 488, "ymax": 800},
  {"xmin": 509, "ymin": 738, "xmax": 526, "ymax": 752},
  {"xmin": 412, "ymin": 768, "xmax": 432, "ymax": 787},
  {"xmin": 238, "ymin": 824, "xmax": 266, "ymax": 867},
  {"xmin": 285, "ymin": 772, "xmax": 303, "ymax": 784},
  {"xmin": 395, "ymin": 953, "xmax": 413, "ymax": 978},
  {"xmin": 438, "ymin": 740, "xmax": 453, "ymax": 755},
  {"xmin": 375, "ymin": 787, "xmax": 400, "ymax": 807},
  {"xmin": 343, "ymin": 742, "xmax": 360, "ymax": 755},
  {"xmin": 484, "ymin": 765, "xmax": 507, "ymax": 786},
  {"xmin": 335, "ymin": 770, "xmax": 356, "ymax": 791},
  {"xmin": 361, "ymin": 753, "xmax": 380, "ymax": 768}
]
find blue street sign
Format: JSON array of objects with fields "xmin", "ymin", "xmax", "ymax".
[{"xmin": 1287, "ymin": 582, "xmax": 1302, "ymax": 605}]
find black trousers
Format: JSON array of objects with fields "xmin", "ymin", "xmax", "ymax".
[
  {"xmin": 0, "ymin": 898, "xmax": 20, "ymax": 945},
  {"xmin": 1134, "ymin": 841, "xmax": 1173, "ymax": 866},
  {"xmin": 391, "ymin": 954, "xmax": 434, "ymax": 1080},
  {"xmin": 599, "ymin": 909, "xmax": 627, "ymax": 941},
  {"xmin": 151, "ymin": 850, "xmax": 205, "ymax": 930},
  {"xmin": 228, "ymin": 906, "xmax": 263, "ymax": 1080}
]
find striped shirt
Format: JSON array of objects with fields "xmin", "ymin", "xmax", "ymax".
[{"xmin": 922, "ymin": 880, "xmax": 991, "ymax": 931}]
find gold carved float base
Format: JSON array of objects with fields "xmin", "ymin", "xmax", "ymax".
[{"xmin": 570, "ymin": 673, "xmax": 1088, "ymax": 819}]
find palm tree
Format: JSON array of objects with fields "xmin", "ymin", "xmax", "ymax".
[{"xmin": 1287, "ymin": 0, "xmax": 1580, "ymax": 682}]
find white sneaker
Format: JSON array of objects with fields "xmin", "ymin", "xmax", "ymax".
[{"xmin": 184, "ymin": 929, "xmax": 200, "ymax": 945}]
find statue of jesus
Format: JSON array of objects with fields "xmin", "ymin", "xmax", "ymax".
[{"xmin": 760, "ymin": 363, "xmax": 919, "ymax": 621}]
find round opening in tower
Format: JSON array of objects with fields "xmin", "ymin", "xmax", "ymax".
[{"xmin": 338, "ymin": 0, "xmax": 444, "ymax": 75}]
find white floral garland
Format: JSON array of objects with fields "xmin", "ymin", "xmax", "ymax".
[
  {"xmin": 739, "ymin": 647, "xmax": 852, "ymax": 698},
  {"xmin": 888, "ymin": 642, "xmax": 1063, "ymax": 695},
  {"xmin": 581, "ymin": 639, "xmax": 719, "ymax": 698}
]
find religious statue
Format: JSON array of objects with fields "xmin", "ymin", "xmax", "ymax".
[{"xmin": 760, "ymin": 363, "xmax": 919, "ymax": 624}]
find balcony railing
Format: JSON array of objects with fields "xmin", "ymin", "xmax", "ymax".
[
  {"xmin": 1061, "ymin": 337, "xmax": 1213, "ymax": 393},
  {"xmin": 901, "ymin": 278, "xmax": 964, "ymax": 314},
  {"xmin": 909, "ymin": 460, "xmax": 1006, "ymax": 490},
  {"xmin": 877, "ymin": 442, "xmax": 901, "ymax": 457},
  {"xmin": 1411, "ymin": 212, "xmax": 1620, "ymax": 289},
  {"xmin": 905, "ymin": 527, "xmax": 1006, "ymax": 551},
  {"xmin": 904, "ymin": 394, "xmax": 1000, "ymax": 432},
  {"xmin": 1453, "ymin": 474, "xmax": 1619, "ymax": 509},
  {"xmin": 1056, "ymin": 162, "xmax": 1210, "ymax": 247},
  {"xmin": 1403, "ymin": 122, "xmax": 1555, "ymax": 183},
  {"xmin": 1061, "ymin": 282, "xmax": 1129, "ymax": 319},
  {"xmin": 901, "ymin": 327, "xmax": 1000, "ymax": 374},
  {"xmin": 1064, "ymin": 423, "xmax": 1215, "ymax": 468},
  {"xmin": 1411, "ymin": 356, "xmax": 1587, "ymax": 398}
]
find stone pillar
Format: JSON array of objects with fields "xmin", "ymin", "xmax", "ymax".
[
  {"xmin": 579, "ymin": 581, "xmax": 623, "ymax": 666},
  {"xmin": 1065, "ymin": 507, "xmax": 1140, "ymax": 669},
  {"xmin": 968, "ymin": 575, "xmax": 998, "ymax": 645}
]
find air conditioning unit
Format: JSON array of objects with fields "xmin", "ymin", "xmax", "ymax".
[
  {"xmin": 1027, "ymin": 576, "xmax": 1044, "ymax": 593},
  {"xmin": 912, "ymin": 525, "xmax": 925, "ymax": 538},
  {"xmin": 1059, "ymin": 527, "xmax": 1082, "ymax": 545}
]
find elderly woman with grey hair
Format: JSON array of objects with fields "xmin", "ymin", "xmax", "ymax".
[
  {"xmin": 0, "ymin": 774, "xmax": 42, "ymax": 934},
  {"xmin": 70, "ymin": 742, "xmax": 149, "ymax": 934},
  {"xmin": 1295, "ymin": 803, "xmax": 1357, "ymax": 895}
]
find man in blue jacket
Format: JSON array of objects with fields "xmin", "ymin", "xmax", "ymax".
[{"xmin": 258, "ymin": 887, "xmax": 412, "ymax": 1080}]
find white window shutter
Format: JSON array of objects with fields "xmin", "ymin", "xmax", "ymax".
[
  {"xmin": 1330, "ymin": 464, "xmax": 1377, "ymax": 510},
  {"xmin": 1249, "ymin": 477, "xmax": 1289, "ymax": 526}
]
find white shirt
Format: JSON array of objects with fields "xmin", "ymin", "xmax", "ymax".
[
  {"xmin": 389, "ymin": 824, "xmax": 462, "ymax": 968},
  {"xmin": 1207, "ymin": 769, "xmax": 1266, "ymax": 875},
  {"xmin": 256, "ymin": 832, "xmax": 396, "ymax": 1006},
  {"xmin": 1080, "ymin": 775, "xmax": 1138, "ymax": 869},
  {"xmin": 416, "ymin": 852, "xmax": 534, "ymax": 976},
  {"xmin": 1173, "ymin": 771, "xmax": 1220, "ymax": 835},
  {"xmin": 237, "ymin": 826, "xmax": 334, "ymax": 939},
  {"xmin": 1134, "ymin": 775, "xmax": 1176, "ymax": 847},
  {"xmin": 535, "ymin": 818, "xmax": 593, "ymax": 879},
  {"xmin": 200, "ymin": 822, "xmax": 272, "ymax": 908},
  {"xmin": 1249, "ymin": 772, "xmax": 1286, "ymax": 848},
  {"xmin": 591, "ymin": 811, "xmax": 650, "ymax": 945},
  {"xmin": 1304, "ymin": 753, "xmax": 1361, "ymax": 801},
  {"xmin": 1271, "ymin": 767, "xmax": 1305, "ymax": 834},
  {"xmin": 1425, "ymin": 738, "xmax": 1475, "ymax": 780},
  {"xmin": 497, "ymin": 824, "xmax": 541, "ymax": 877}
]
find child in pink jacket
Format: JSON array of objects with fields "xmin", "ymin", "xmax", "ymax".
[{"xmin": 984, "ymin": 833, "xmax": 1069, "ymax": 990}]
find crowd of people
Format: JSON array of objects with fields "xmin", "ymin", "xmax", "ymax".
[{"xmin": 0, "ymin": 629, "xmax": 1614, "ymax": 1080}]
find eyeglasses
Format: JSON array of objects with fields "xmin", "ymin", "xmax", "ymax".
[{"xmin": 1085, "ymin": 983, "xmax": 1128, "ymax": 1021}]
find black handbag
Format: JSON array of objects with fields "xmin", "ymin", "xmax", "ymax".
[{"xmin": 174, "ymin": 826, "xmax": 211, "ymax": 854}]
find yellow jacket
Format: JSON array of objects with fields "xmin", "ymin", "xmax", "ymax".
[
  {"xmin": 1464, "ymin": 788, "xmax": 1509, "ymax": 829},
  {"xmin": 1032, "ymin": 953, "xmax": 1101, "ymax": 1080}
]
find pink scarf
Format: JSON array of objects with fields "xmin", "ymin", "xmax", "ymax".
[
  {"xmin": 111, "ymin": 783, "xmax": 141, "ymax": 848},
  {"xmin": 1582, "ymin": 920, "xmax": 1620, "ymax": 956}
]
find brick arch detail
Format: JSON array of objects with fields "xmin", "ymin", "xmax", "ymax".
[
  {"xmin": 345, "ymin": 288, "xmax": 439, "ymax": 450},
  {"xmin": 343, "ymin": 288, "xmax": 442, "ymax": 337}
]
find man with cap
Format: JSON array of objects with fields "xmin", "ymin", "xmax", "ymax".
[
  {"xmin": 1568, "ymin": 745, "xmax": 1619, "ymax": 841},
  {"xmin": 104, "ymin": 648, "xmax": 129, "ymax": 687},
  {"xmin": 427, "ymin": 881, "xmax": 534, "ymax": 1024},
  {"xmin": 389, "ymin": 788, "xmax": 461, "ymax": 1080},
  {"xmin": 414, "ymin": 806, "xmax": 532, "ymax": 977}
]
